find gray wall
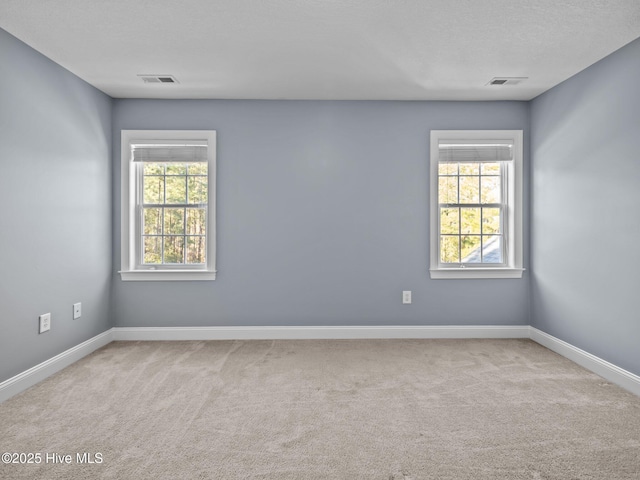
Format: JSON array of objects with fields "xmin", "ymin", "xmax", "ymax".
[
  {"xmin": 530, "ymin": 37, "xmax": 640, "ymax": 376},
  {"xmin": 112, "ymin": 100, "xmax": 530, "ymax": 327},
  {"xmin": 0, "ymin": 29, "xmax": 112, "ymax": 382},
  {"xmin": 3, "ymin": 20, "xmax": 639, "ymax": 382}
]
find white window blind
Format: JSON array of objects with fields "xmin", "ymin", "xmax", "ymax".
[
  {"xmin": 438, "ymin": 140, "xmax": 513, "ymax": 163},
  {"xmin": 132, "ymin": 141, "xmax": 208, "ymax": 163}
]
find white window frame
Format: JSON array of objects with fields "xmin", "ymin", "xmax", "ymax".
[
  {"xmin": 120, "ymin": 130, "xmax": 217, "ymax": 281},
  {"xmin": 429, "ymin": 130, "xmax": 524, "ymax": 279}
]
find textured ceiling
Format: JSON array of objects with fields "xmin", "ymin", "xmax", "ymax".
[{"xmin": 1, "ymin": 0, "xmax": 639, "ymax": 100}]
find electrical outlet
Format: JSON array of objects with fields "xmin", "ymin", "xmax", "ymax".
[
  {"xmin": 73, "ymin": 302, "xmax": 82, "ymax": 319},
  {"xmin": 402, "ymin": 291, "xmax": 412, "ymax": 304},
  {"xmin": 39, "ymin": 313, "xmax": 51, "ymax": 333}
]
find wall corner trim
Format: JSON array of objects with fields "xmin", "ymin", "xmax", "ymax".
[
  {"xmin": 529, "ymin": 327, "xmax": 640, "ymax": 397},
  {"xmin": 0, "ymin": 329, "xmax": 114, "ymax": 403}
]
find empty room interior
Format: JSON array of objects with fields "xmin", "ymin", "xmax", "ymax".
[{"xmin": 1, "ymin": 1, "xmax": 640, "ymax": 478}]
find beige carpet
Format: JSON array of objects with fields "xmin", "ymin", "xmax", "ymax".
[{"xmin": 1, "ymin": 339, "xmax": 639, "ymax": 479}]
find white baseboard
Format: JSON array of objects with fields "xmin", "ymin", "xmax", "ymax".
[
  {"xmin": 3, "ymin": 326, "xmax": 639, "ymax": 403},
  {"xmin": 112, "ymin": 325, "xmax": 531, "ymax": 341},
  {"xmin": 530, "ymin": 327, "xmax": 640, "ymax": 397},
  {"xmin": 0, "ymin": 329, "xmax": 114, "ymax": 404}
]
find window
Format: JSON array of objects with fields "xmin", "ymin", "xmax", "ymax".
[
  {"xmin": 430, "ymin": 130, "xmax": 523, "ymax": 279},
  {"xmin": 120, "ymin": 130, "xmax": 216, "ymax": 281}
]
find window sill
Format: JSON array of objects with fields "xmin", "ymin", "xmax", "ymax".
[
  {"xmin": 119, "ymin": 270, "xmax": 216, "ymax": 281},
  {"xmin": 430, "ymin": 268, "xmax": 525, "ymax": 280}
]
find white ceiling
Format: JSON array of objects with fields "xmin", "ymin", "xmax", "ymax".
[{"xmin": 1, "ymin": 0, "xmax": 639, "ymax": 101}]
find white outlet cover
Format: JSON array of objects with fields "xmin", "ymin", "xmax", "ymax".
[
  {"xmin": 73, "ymin": 302, "xmax": 81, "ymax": 319},
  {"xmin": 402, "ymin": 291, "xmax": 412, "ymax": 304},
  {"xmin": 39, "ymin": 313, "xmax": 51, "ymax": 333}
]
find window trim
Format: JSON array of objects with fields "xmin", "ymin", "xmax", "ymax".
[
  {"xmin": 120, "ymin": 130, "xmax": 217, "ymax": 281},
  {"xmin": 429, "ymin": 130, "xmax": 524, "ymax": 279}
]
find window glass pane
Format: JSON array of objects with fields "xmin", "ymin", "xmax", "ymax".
[
  {"xmin": 460, "ymin": 208, "xmax": 481, "ymax": 234},
  {"xmin": 144, "ymin": 176, "xmax": 164, "ymax": 204},
  {"xmin": 186, "ymin": 236, "xmax": 206, "ymax": 264},
  {"xmin": 163, "ymin": 236, "xmax": 184, "ymax": 263},
  {"xmin": 143, "ymin": 236, "xmax": 162, "ymax": 264},
  {"xmin": 440, "ymin": 236, "xmax": 459, "ymax": 263},
  {"xmin": 440, "ymin": 208, "xmax": 459, "ymax": 235},
  {"xmin": 482, "ymin": 208, "xmax": 501, "ymax": 234},
  {"xmin": 188, "ymin": 176, "xmax": 208, "ymax": 204},
  {"xmin": 438, "ymin": 176, "xmax": 458, "ymax": 204},
  {"xmin": 459, "ymin": 163, "xmax": 479, "ymax": 175},
  {"xmin": 166, "ymin": 164, "xmax": 186, "ymax": 175},
  {"xmin": 438, "ymin": 163, "xmax": 457, "ymax": 176},
  {"xmin": 459, "ymin": 176, "xmax": 479, "ymax": 203},
  {"xmin": 165, "ymin": 176, "xmax": 187, "ymax": 204},
  {"xmin": 461, "ymin": 235, "xmax": 482, "ymax": 263},
  {"xmin": 164, "ymin": 208, "xmax": 185, "ymax": 235},
  {"xmin": 143, "ymin": 208, "xmax": 162, "ymax": 235},
  {"xmin": 188, "ymin": 163, "xmax": 208, "ymax": 175},
  {"xmin": 481, "ymin": 176, "xmax": 501, "ymax": 204},
  {"xmin": 482, "ymin": 235, "xmax": 503, "ymax": 263},
  {"xmin": 481, "ymin": 162, "xmax": 501, "ymax": 175},
  {"xmin": 144, "ymin": 163, "xmax": 164, "ymax": 175},
  {"xmin": 186, "ymin": 208, "xmax": 206, "ymax": 235}
]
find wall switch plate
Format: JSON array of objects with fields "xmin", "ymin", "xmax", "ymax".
[
  {"xmin": 73, "ymin": 302, "xmax": 81, "ymax": 319},
  {"xmin": 402, "ymin": 291, "xmax": 412, "ymax": 304},
  {"xmin": 39, "ymin": 313, "xmax": 51, "ymax": 333}
]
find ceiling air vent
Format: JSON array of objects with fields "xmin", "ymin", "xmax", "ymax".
[
  {"xmin": 138, "ymin": 75, "xmax": 179, "ymax": 84},
  {"xmin": 487, "ymin": 77, "xmax": 528, "ymax": 86}
]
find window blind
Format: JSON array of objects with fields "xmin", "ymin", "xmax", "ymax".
[
  {"xmin": 438, "ymin": 139, "xmax": 513, "ymax": 163},
  {"xmin": 132, "ymin": 141, "xmax": 207, "ymax": 163}
]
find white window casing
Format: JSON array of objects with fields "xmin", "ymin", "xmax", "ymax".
[
  {"xmin": 120, "ymin": 130, "xmax": 217, "ymax": 281},
  {"xmin": 429, "ymin": 130, "xmax": 524, "ymax": 279}
]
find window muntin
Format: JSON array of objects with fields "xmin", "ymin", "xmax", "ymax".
[
  {"xmin": 138, "ymin": 161, "xmax": 208, "ymax": 267},
  {"xmin": 430, "ymin": 131, "xmax": 523, "ymax": 279},
  {"xmin": 438, "ymin": 161, "xmax": 506, "ymax": 265},
  {"xmin": 120, "ymin": 131, "xmax": 216, "ymax": 281}
]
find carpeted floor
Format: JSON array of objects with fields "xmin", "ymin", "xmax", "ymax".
[{"xmin": 1, "ymin": 339, "xmax": 639, "ymax": 479}]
